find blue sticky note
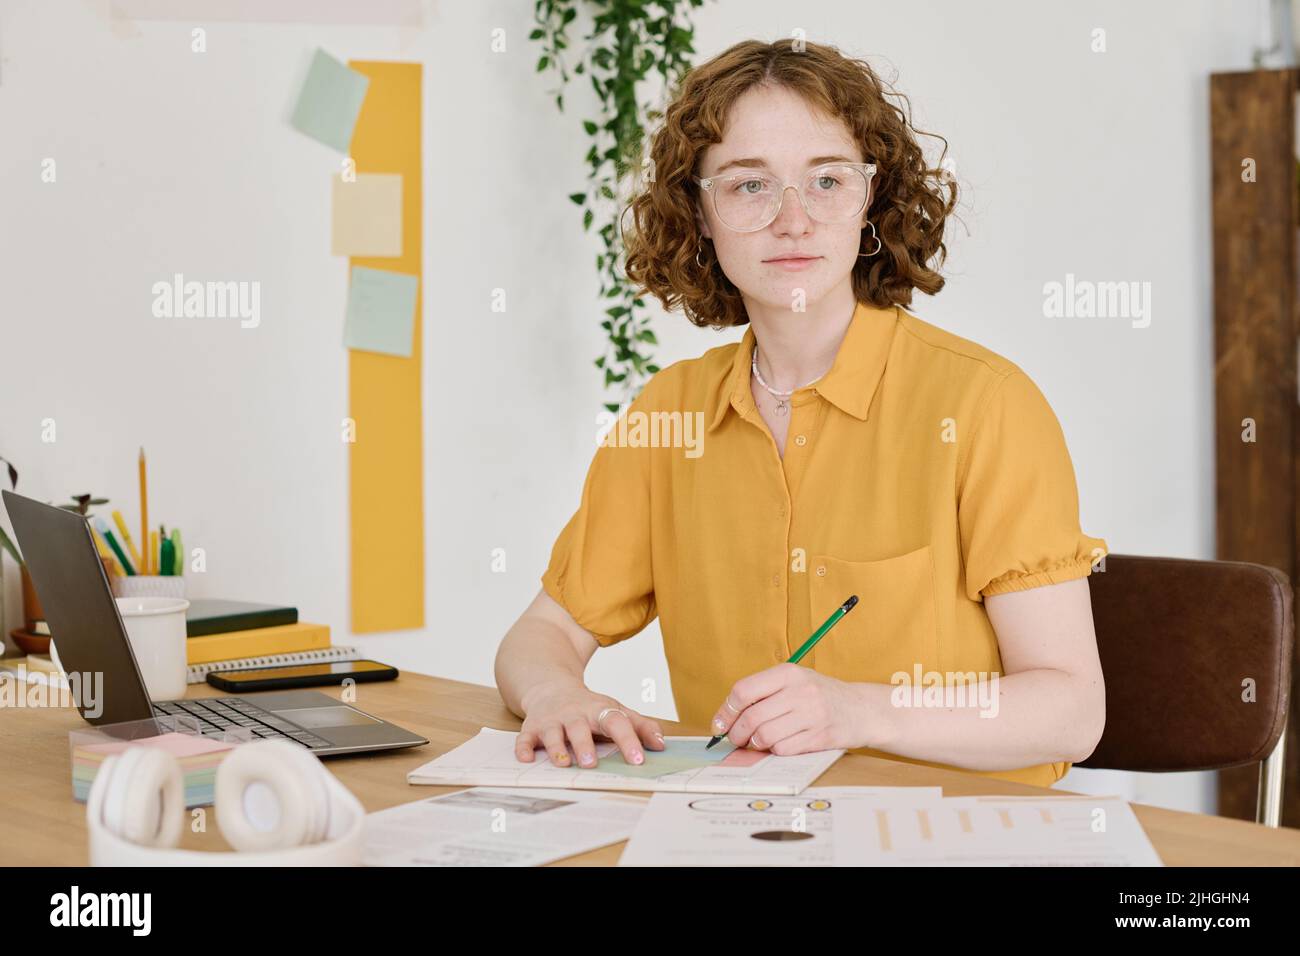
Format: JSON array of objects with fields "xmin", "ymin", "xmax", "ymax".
[
  {"xmin": 344, "ymin": 267, "xmax": 418, "ymax": 358},
  {"xmin": 290, "ymin": 49, "xmax": 370, "ymax": 152}
]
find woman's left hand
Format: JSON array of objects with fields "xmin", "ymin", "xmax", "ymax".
[{"xmin": 710, "ymin": 663, "xmax": 873, "ymax": 754}]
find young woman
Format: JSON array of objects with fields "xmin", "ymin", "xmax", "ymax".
[{"xmin": 495, "ymin": 38, "xmax": 1107, "ymax": 788}]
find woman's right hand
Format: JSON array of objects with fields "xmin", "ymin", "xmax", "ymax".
[{"xmin": 514, "ymin": 680, "xmax": 665, "ymax": 768}]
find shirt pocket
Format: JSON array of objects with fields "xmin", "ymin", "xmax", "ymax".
[{"xmin": 807, "ymin": 544, "xmax": 940, "ymax": 684}]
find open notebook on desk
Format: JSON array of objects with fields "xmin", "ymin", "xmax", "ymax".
[{"xmin": 407, "ymin": 727, "xmax": 844, "ymax": 794}]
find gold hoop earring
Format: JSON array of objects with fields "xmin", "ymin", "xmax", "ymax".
[
  {"xmin": 696, "ymin": 237, "xmax": 709, "ymax": 268},
  {"xmin": 858, "ymin": 220, "xmax": 882, "ymax": 257}
]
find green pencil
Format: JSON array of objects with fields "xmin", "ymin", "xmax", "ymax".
[
  {"xmin": 705, "ymin": 594, "xmax": 859, "ymax": 750},
  {"xmin": 170, "ymin": 528, "xmax": 183, "ymax": 576}
]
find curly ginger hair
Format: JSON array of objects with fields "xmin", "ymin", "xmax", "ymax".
[{"xmin": 623, "ymin": 38, "xmax": 959, "ymax": 329}]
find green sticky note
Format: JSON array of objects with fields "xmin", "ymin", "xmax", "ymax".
[
  {"xmin": 598, "ymin": 738, "xmax": 738, "ymax": 779},
  {"xmin": 344, "ymin": 266, "xmax": 418, "ymax": 358},
  {"xmin": 290, "ymin": 49, "xmax": 370, "ymax": 153}
]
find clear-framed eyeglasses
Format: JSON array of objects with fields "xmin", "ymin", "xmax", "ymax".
[{"xmin": 694, "ymin": 162, "xmax": 877, "ymax": 233}]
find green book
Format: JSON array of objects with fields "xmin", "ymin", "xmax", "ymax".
[{"xmin": 184, "ymin": 599, "xmax": 299, "ymax": 638}]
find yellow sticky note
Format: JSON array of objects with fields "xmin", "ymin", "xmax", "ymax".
[{"xmin": 332, "ymin": 173, "xmax": 403, "ymax": 257}]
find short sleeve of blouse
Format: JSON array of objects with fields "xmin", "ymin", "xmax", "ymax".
[
  {"xmin": 957, "ymin": 368, "xmax": 1108, "ymax": 602},
  {"xmin": 539, "ymin": 390, "xmax": 657, "ymax": 646}
]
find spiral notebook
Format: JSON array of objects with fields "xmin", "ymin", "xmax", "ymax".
[{"xmin": 186, "ymin": 645, "xmax": 360, "ymax": 684}]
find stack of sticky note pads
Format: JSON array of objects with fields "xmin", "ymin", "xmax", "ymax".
[{"xmin": 72, "ymin": 732, "xmax": 241, "ymax": 808}]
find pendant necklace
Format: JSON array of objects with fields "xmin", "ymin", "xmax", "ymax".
[{"xmin": 751, "ymin": 345, "xmax": 828, "ymax": 416}]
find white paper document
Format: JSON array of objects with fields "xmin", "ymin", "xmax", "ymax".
[
  {"xmin": 617, "ymin": 787, "xmax": 944, "ymax": 866},
  {"xmin": 363, "ymin": 787, "xmax": 649, "ymax": 866},
  {"xmin": 406, "ymin": 727, "xmax": 844, "ymax": 795},
  {"xmin": 832, "ymin": 794, "xmax": 1165, "ymax": 866}
]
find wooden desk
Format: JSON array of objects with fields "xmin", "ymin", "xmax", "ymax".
[{"xmin": 3, "ymin": 669, "xmax": 1298, "ymax": 865}]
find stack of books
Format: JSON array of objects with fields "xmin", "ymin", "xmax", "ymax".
[{"xmin": 186, "ymin": 600, "xmax": 358, "ymax": 684}]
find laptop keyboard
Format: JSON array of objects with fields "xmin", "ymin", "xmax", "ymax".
[{"xmin": 152, "ymin": 697, "xmax": 331, "ymax": 749}]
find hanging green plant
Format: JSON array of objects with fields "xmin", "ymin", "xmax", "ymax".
[{"xmin": 531, "ymin": 0, "xmax": 709, "ymax": 412}]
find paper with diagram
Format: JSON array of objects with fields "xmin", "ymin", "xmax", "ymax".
[
  {"xmin": 364, "ymin": 786, "xmax": 649, "ymax": 867},
  {"xmin": 406, "ymin": 727, "xmax": 845, "ymax": 794},
  {"xmin": 832, "ymin": 794, "xmax": 1164, "ymax": 866},
  {"xmin": 617, "ymin": 786, "xmax": 944, "ymax": 866}
]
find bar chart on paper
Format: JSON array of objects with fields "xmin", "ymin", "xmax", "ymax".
[{"xmin": 832, "ymin": 794, "xmax": 1165, "ymax": 866}]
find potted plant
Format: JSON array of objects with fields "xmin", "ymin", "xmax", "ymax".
[{"xmin": 0, "ymin": 460, "xmax": 116, "ymax": 653}]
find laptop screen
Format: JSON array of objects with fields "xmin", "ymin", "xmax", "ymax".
[{"xmin": 3, "ymin": 490, "xmax": 158, "ymax": 725}]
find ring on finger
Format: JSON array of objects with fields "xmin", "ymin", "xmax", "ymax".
[{"xmin": 596, "ymin": 706, "xmax": 628, "ymax": 734}]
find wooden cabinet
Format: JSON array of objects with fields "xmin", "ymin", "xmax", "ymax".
[{"xmin": 1210, "ymin": 67, "xmax": 1299, "ymax": 824}]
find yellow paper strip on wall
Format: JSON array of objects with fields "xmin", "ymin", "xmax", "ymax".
[{"xmin": 347, "ymin": 61, "xmax": 424, "ymax": 633}]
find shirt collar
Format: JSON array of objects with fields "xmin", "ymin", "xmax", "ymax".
[{"xmin": 707, "ymin": 300, "xmax": 899, "ymax": 433}]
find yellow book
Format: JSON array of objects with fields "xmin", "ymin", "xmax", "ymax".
[{"xmin": 186, "ymin": 621, "xmax": 331, "ymax": 666}]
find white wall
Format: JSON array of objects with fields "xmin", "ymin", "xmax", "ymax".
[{"xmin": 0, "ymin": 0, "xmax": 1270, "ymax": 816}]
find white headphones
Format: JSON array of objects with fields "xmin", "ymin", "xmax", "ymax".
[{"xmin": 87, "ymin": 738, "xmax": 366, "ymax": 866}]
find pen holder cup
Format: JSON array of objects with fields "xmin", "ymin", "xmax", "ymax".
[
  {"xmin": 112, "ymin": 575, "xmax": 187, "ymax": 600},
  {"xmin": 69, "ymin": 715, "xmax": 254, "ymax": 807}
]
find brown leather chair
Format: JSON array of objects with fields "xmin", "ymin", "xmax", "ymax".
[{"xmin": 1077, "ymin": 554, "xmax": 1292, "ymax": 825}]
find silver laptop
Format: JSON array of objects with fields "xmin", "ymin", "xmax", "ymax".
[{"xmin": 3, "ymin": 490, "xmax": 428, "ymax": 757}]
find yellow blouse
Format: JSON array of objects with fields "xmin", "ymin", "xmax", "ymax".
[{"xmin": 541, "ymin": 299, "xmax": 1108, "ymax": 788}]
